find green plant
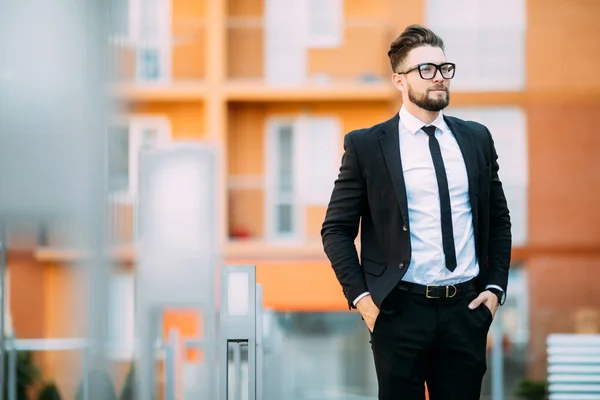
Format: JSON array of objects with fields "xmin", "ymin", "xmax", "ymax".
[
  {"xmin": 2, "ymin": 349, "xmax": 42, "ymax": 399},
  {"xmin": 515, "ymin": 378, "xmax": 548, "ymax": 400},
  {"xmin": 38, "ymin": 382, "xmax": 62, "ymax": 400},
  {"xmin": 119, "ymin": 365, "xmax": 134, "ymax": 400}
]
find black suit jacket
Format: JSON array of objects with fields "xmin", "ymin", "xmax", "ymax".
[{"xmin": 321, "ymin": 113, "xmax": 512, "ymax": 309}]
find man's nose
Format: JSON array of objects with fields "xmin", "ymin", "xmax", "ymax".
[{"xmin": 432, "ymin": 69, "xmax": 444, "ymax": 83}]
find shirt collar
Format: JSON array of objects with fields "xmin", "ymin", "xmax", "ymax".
[{"xmin": 398, "ymin": 105, "xmax": 447, "ymax": 135}]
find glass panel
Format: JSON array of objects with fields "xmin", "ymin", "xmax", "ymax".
[
  {"xmin": 140, "ymin": 128, "xmax": 159, "ymax": 150},
  {"xmin": 277, "ymin": 125, "xmax": 294, "ymax": 194},
  {"xmin": 107, "ymin": 270, "xmax": 135, "ymax": 360},
  {"xmin": 139, "ymin": 48, "xmax": 162, "ymax": 81},
  {"xmin": 276, "ymin": 204, "xmax": 293, "ymax": 234},
  {"xmin": 107, "ymin": 125, "xmax": 130, "ymax": 193},
  {"xmin": 264, "ymin": 312, "xmax": 377, "ymax": 399},
  {"xmin": 109, "ymin": 0, "xmax": 129, "ymax": 38}
]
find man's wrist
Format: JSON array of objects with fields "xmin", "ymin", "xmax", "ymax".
[
  {"xmin": 353, "ymin": 292, "xmax": 370, "ymax": 306},
  {"xmin": 485, "ymin": 285, "xmax": 506, "ymax": 306}
]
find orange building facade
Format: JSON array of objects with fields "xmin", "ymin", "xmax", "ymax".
[{"xmin": 5, "ymin": 0, "xmax": 600, "ymax": 397}]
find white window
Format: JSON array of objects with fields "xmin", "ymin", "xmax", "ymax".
[
  {"xmin": 136, "ymin": 0, "xmax": 172, "ymax": 83},
  {"xmin": 109, "ymin": 0, "xmax": 171, "ymax": 83},
  {"xmin": 265, "ymin": 116, "xmax": 340, "ymax": 242},
  {"xmin": 306, "ymin": 0, "xmax": 344, "ymax": 48},
  {"xmin": 446, "ymin": 107, "xmax": 528, "ymax": 245},
  {"xmin": 107, "ymin": 270, "xmax": 135, "ymax": 360},
  {"xmin": 264, "ymin": 0, "xmax": 307, "ymax": 86},
  {"xmin": 264, "ymin": 0, "xmax": 344, "ymax": 85},
  {"xmin": 107, "ymin": 116, "xmax": 171, "ymax": 202},
  {"xmin": 266, "ymin": 119, "xmax": 300, "ymax": 241},
  {"xmin": 425, "ymin": 0, "xmax": 526, "ymax": 91}
]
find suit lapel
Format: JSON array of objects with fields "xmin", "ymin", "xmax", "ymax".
[
  {"xmin": 379, "ymin": 114, "xmax": 410, "ymax": 225},
  {"xmin": 444, "ymin": 116, "xmax": 479, "ymax": 221},
  {"xmin": 378, "ymin": 114, "xmax": 479, "ymax": 230}
]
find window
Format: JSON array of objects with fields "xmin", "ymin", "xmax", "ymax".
[
  {"xmin": 266, "ymin": 119, "xmax": 300, "ymax": 241},
  {"xmin": 425, "ymin": 0, "xmax": 526, "ymax": 91},
  {"xmin": 306, "ymin": 0, "xmax": 344, "ymax": 48},
  {"xmin": 265, "ymin": 116, "xmax": 340, "ymax": 242},
  {"xmin": 264, "ymin": 0, "xmax": 344, "ymax": 85},
  {"xmin": 108, "ymin": 0, "xmax": 171, "ymax": 83},
  {"xmin": 107, "ymin": 270, "xmax": 135, "ymax": 360},
  {"xmin": 264, "ymin": 0, "xmax": 307, "ymax": 86},
  {"xmin": 107, "ymin": 116, "xmax": 171, "ymax": 202},
  {"xmin": 446, "ymin": 107, "xmax": 528, "ymax": 245},
  {"xmin": 136, "ymin": 0, "xmax": 172, "ymax": 83}
]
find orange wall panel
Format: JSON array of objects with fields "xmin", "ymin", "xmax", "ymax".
[
  {"xmin": 8, "ymin": 251, "xmax": 45, "ymax": 338},
  {"xmin": 229, "ymin": 189, "xmax": 265, "ymax": 238},
  {"xmin": 172, "ymin": 0, "xmax": 206, "ymax": 80},
  {"xmin": 228, "ymin": 0, "xmax": 263, "ymax": 17},
  {"xmin": 308, "ymin": 26, "xmax": 390, "ymax": 80},
  {"xmin": 42, "ymin": 263, "xmax": 90, "ymax": 400},
  {"xmin": 223, "ymin": 259, "xmax": 349, "ymax": 311},
  {"xmin": 132, "ymin": 102, "xmax": 206, "ymax": 140},
  {"xmin": 527, "ymin": 102, "xmax": 600, "ymax": 247},
  {"xmin": 163, "ymin": 309, "xmax": 204, "ymax": 361},
  {"xmin": 306, "ymin": 206, "xmax": 327, "ymax": 240},
  {"xmin": 226, "ymin": 0, "xmax": 263, "ymax": 79},
  {"xmin": 345, "ymin": 0, "xmax": 388, "ymax": 18},
  {"xmin": 527, "ymin": 0, "xmax": 600, "ymax": 92},
  {"xmin": 174, "ymin": 0, "xmax": 205, "ymax": 17},
  {"xmin": 227, "ymin": 28, "xmax": 263, "ymax": 80},
  {"xmin": 228, "ymin": 104, "xmax": 265, "ymax": 175}
]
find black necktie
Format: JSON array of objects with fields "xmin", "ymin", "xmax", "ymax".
[{"xmin": 422, "ymin": 125, "xmax": 457, "ymax": 272}]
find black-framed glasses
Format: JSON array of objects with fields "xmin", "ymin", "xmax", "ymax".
[{"xmin": 396, "ymin": 62, "xmax": 456, "ymax": 80}]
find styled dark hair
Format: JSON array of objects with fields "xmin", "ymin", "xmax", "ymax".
[{"xmin": 388, "ymin": 24, "xmax": 445, "ymax": 72}]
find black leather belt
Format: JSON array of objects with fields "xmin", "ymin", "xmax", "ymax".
[{"xmin": 396, "ymin": 279, "xmax": 476, "ymax": 299}]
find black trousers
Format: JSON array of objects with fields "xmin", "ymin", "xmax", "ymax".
[{"xmin": 369, "ymin": 286, "xmax": 493, "ymax": 400}]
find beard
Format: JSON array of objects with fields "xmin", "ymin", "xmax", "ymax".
[{"xmin": 408, "ymin": 84, "xmax": 450, "ymax": 112}]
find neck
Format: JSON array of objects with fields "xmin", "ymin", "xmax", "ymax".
[{"xmin": 403, "ymin": 101, "xmax": 440, "ymax": 125}]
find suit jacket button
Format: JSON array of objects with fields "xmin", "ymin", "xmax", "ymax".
[
  {"xmin": 402, "ymin": 225, "xmax": 407, "ymax": 231},
  {"xmin": 399, "ymin": 263, "xmax": 404, "ymax": 269}
]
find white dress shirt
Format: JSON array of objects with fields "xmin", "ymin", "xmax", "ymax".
[{"xmin": 353, "ymin": 107, "xmax": 502, "ymax": 305}]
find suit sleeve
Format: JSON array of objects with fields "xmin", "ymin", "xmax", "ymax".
[
  {"xmin": 321, "ymin": 133, "xmax": 368, "ymax": 309},
  {"xmin": 486, "ymin": 128, "xmax": 512, "ymax": 292}
]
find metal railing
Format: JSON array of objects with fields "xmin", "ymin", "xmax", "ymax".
[
  {"xmin": 547, "ymin": 334, "xmax": 600, "ymax": 399},
  {"xmin": 3, "ymin": 336, "xmax": 176, "ymax": 400},
  {"xmin": 2, "ymin": 264, "xmax": 269, "ymax": 400}
]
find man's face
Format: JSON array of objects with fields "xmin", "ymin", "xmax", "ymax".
[{"xmin": 398, "ymin": 46, "xmax": 451, "ymax": 112}]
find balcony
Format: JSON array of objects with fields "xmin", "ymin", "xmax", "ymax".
[{"xmin": 226, "ymin": 11, "xmax": 396, "ymax": 102}]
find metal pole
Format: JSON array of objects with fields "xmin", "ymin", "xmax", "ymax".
[
  {"xmin": 255, "ymin": 284, "xmax": 264, "ymax": 400},
  {"xmin": 233, "ymin": 342, "xmax": 242, "ymax": 400},
  {"xmin": 490, "ymin": 317, "xmax": 504, "ymax": 400},
  {"xmin": 164, "ymin": 328, "xmax": 179, "ymax": 400},
  {"xmin": 0, "ymin": 224, "xmax": 5, "ymax": 400},
  {"xmin": 82, "ymin": 345, "xmax": 89, "ymax": 400},
  {"xmin": 8, "ymin": 338, "xmax": 15, "ymax": 400}
]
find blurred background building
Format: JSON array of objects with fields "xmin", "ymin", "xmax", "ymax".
[{"xmin": 2, "ymin": 0, "xmax": 600, "ymax": 399}]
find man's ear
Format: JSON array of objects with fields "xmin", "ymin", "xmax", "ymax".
[{"xmin": 392, "ymin": 73, "xmax": 406, "ymax": 93}]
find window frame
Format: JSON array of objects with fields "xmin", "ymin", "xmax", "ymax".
[{"xmin": 107, "ymin": 115, "xmax": 171, "ymax": 204}]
